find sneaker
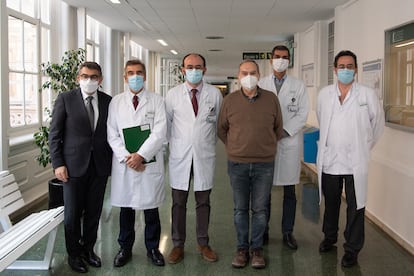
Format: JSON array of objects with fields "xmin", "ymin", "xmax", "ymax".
[
  {"xmin": 198, "ymin": 245, "xmax": 218, "ymax": 262},
  {"xmin": 251, "ymin": 249, "xmax": 265, "ymax": 269},
  {"xmin": 231, "ymin": 248, "xmax": 249, "ymax": 268},
  {"xmin": 167, "ymin": 247, "xmax": 184, "ymax": 264}
]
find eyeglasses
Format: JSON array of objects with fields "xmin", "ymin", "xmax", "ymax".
[
  {"xmin": 79, "ymin": 74, "xmax": 100, "ymax": 81},
  {"xmin": 337, "ymin": 64, "xmax": 355, "ymax": 69}
]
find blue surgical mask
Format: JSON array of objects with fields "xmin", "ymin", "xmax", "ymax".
[
  {"xmin": 128, "ymin": 75, "xmax": 144, "ymax": 92},
  {"xmin": 185, "ymin": 69, "xmax": 203, "ymax": 84},
  {"xmin": 337, "ymin": 69, "xmax": 355, "ymax": 85}
]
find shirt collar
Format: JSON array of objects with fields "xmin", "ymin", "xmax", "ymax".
[
  {"xmin": 273, "ymin": 73, "xmax": 287, "ymax": 84},
  {"xmin": 335, "ymin": 82, "xmax": 355, "ymax": 96},
  {"xmin": 241, "ymin": 87, "xmax": 261, "ymax": 102},
  {"xmin": 129, "ymin": 89, "xmax": 144, "ymax": 101},
  {"xmin": 81, "ymin": 90, "xmax": 97, "ymax": 100},
  {"xmin": 185, "ymin": 82, "xmax": 203, "ymax": 93}
]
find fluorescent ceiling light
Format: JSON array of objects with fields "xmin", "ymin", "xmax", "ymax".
[
  {"xmin": 170, "ymin": 50, "xmax": 178, "ymax": 55},
  {"xmin": 109, "ymin": 0, "xmax": 121, "ymax": 3},
  {"xmin": 157, "ymin": 39, "xmax": 168, "ymax": 46}
]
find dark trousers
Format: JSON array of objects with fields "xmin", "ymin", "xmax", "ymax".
[
  {"xmin": 63, "ymin": 157, "xmax": 108, "ymax": 257},
  {"xmin": 171, "ymin": 188, "xmax": 211, "ymax": 247},
  {"xmin": 282, "ymin": 185, "xmax": 297, "ymax": 234},
  {"xmin": 265, "ymin": 185, "xmax": 297, "ymax": 234},
  {"xmin": 118, "ymin": 207, "xmax": 161, "ymax": 251},
  {"xmin": 321, "ymin": 173, "xmax": 365, "ymax": 254}
]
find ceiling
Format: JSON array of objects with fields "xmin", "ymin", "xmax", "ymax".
[{"xmin": 62, "ymin": 0, "xmax": 348, "ymax": 79}]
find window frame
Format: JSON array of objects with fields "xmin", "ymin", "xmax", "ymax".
[
  {"xmin": 384, "ymin": 20, "xmax": 414, "ymax": 132},
  {"xmin": 7, "ymin": 1, "xmax": 51, "ymax": 136}
]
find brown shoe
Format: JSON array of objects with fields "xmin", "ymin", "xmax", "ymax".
[
  {"xmin": 168, "ymin": 247, "xmax": 184, "ymax": 264},
  {"xmin": 231, "ymin": 248, "xmax": 249, "ymax": 268},
  {"xmin": 198, "ymin": 245, "xmax": 218, "ymax": 262},
  {"xmin": 251, "ymin": 249, "xmax": 265, "ymax": 269}
]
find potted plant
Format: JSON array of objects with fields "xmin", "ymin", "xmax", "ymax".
[
  {"xmin": 170, "ymin": 62, "xmax": 185, "ymax": 84},
  {"xmin": 34, "ymin": 48, "xmax": 85, "ymax": 208}
]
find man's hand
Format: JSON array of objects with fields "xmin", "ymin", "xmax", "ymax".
[
  {"xmin": 125, "ymin": 153, "xmax": 146, "ymax": 172},
  {"xmin": 54, "ymin": 166, "xmax": 69, "ymax": 182}
]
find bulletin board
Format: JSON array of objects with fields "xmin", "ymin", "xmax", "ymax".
[
  {"xmin": 361, "ymin": 59, "xmax": 383, "ymax": 100},
  {"xmin": 302, "ymin": 63, "xmax": 314, "ymax": 87}
]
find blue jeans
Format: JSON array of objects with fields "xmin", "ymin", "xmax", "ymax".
[{"xmin": 227, "ymin": 160, "xmax": 274, "ymax": 250}]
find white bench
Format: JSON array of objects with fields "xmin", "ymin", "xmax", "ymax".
[{"xmin": 0, "ymin": 171, "xmax": 64, "ymax": 272}]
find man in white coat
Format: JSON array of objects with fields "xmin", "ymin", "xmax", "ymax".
[
  {"xmin": 107, "ymin": 60, "xmax": 167, "ymax": 267},
  {"xmin": 165, "ymin": 53, "xmax": 222, "ymax": 264},
  {"xmin": 316, "ymin": 50, "xmax": 384, "ymax": 268},
  {"xmin": 258, "ymin": 45, "xmax": 309, "ymax": 250}
]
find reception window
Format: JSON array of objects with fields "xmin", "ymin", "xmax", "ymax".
[{"xmin": 385, "ymin": 21, "xmax": 414, "ymax": 130}]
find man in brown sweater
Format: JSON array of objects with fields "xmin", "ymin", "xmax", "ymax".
[{"xmin": 217, "ymin": 59, "xmax": 283, "ymax": 269}]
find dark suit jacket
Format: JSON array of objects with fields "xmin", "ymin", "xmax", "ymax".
[{"xmin": 49, "ymin": 88, "xmax": 112, "ymax": 177}]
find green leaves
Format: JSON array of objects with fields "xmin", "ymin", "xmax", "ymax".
[
  {"xmin": 34, "ymin": 125, "xmax": 50, "ymax": 168},
  {"xmin": 39, "ymin": 48, "xmax": 86, "ymax": 94}
]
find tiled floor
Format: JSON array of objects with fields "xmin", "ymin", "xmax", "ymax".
[{"xmin": 2, "ymin": 142, "xmax": 414, "ymax": 275}]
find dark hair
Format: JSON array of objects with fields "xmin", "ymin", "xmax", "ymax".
[
  {"xmin": 78, "ymin": 62, "xmax": 102, "ymax": 76},
  {"xmin": 239, "ymin": 59, "xmax": 260, "ymax": 74},
  {"xmin": 124, "ymin": 59, "xmax": 146, "ymax": 74},
  {"xmin": 182, "ymin": 53, "xmax": 206, "ymax": 67},
  {"xmin": 271, "ymin": 45, "xmax": 290, "ymax": 59},
  {"xmin": 334, "ymin": 50, "xmax": 358, "ymax": 68}
]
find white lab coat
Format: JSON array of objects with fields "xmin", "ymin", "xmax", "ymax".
[
  {"xmin": 165, "ymin": 83, "xmax": 223, "ymax": 191},
  {"xmin": 316, "ymin": 83, "xmax": 384, "ymax": 209},
  {"xmin": 107, "ymin": 90, "xmax": 167, "ymax": 209},
  {"xmin": 258, "ymin": 74, "xmax": 309, "ymax": 185}
]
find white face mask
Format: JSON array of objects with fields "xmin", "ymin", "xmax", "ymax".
[
  {"xmin": 240, "ymin": 75, "xmax": 258, "ymax": 90},
  {"xmin": 79, "ymin": 79, "xmax": 99, "ymax": 94},
  {"xmin": 272, "ymin": 58, "xmax": 289, "ymax": 73}
]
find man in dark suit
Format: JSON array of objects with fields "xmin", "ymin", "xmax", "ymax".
[{"xmin": 49, "ymin": 61, "xmax": 112, "ymax": 273}]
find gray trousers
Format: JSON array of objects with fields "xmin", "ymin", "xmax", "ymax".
[{"xmin": 171, "ymin": 188, "xmax": 211, "ymax": 247}]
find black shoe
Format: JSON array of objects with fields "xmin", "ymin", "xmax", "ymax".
[
  {"xmin": 283, "ymin": 233, "xmax": 298, "ymax": 250},
  {"xmin": 341, "ymin": 252, "xmax": 358, "ymax": 267},
  {"xmin": 147, "ymin": 248, "xmax": 165, "ymax": 266},
  {"xmin": 114, "ymin": 248, "xmax": 132, "ymax": 267},
  {"xmin": 68, "ymin": 256, "xmax": 88, "ymax": 273},
  {"xmin": 81, "ymin": 250, "xmax": 102, "ymax": 267},
  {"xmin": 319, "ymin": 239, "xmax": 335, "ymax": 253}
]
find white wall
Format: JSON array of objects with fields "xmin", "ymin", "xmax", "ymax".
[{"xmin": 298, "ymin": 0, "xmax": 414, "ymax": 254}]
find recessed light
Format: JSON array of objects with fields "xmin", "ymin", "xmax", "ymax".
[
  {"xmin": 170, "ymin": 50, "xmax": 178, "ymax": 55},
  {"xmin": 205, "ymin": 36, "xmax": 224, "ymax": 40},
  {"xmin": 157, "ymin": 39, "xmax": 168, "ymax": 46},
  {"xmin": 109, "ymin": 0, "xmax": 121, "ymax": 3}
]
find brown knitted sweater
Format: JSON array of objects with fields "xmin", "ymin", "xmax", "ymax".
[{"xmin": 217, "ymin": 87, "xmax": 283, "ymax": 163}]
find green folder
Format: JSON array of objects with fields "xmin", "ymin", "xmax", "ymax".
[{"xmin": 122, "ymin": 124, "xmax": 156, "ymax": 163}]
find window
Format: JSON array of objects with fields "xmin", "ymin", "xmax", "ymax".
[
  {"xmin": 130, "ymin": 41, "xmax": 142, "ymax": 60},
  {"xmin": 86, "ymin": 16, "xmax": 100, "ymax": 62},
  {"xmin": 385, "ymin": 21, "xmax": 414, "ymax": 130},
  {"xmin": 160, "ymin": 58, "xmax": 182, "ymax": 97},
  {"xmin": 7, "ymin": 0, "xmax": 51, "ymax": 128}
]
